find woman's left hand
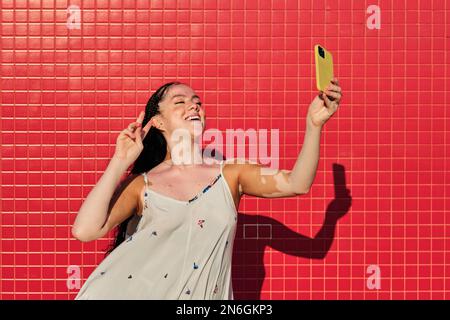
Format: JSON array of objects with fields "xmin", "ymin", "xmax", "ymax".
[{"xmin": 306, "ymin": 77, "xmax": 343, "ymax": 128}]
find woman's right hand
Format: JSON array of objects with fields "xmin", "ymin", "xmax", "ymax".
[{"xmin": 113, "ymin": 111, "xmax": 153, "ymax": 165}]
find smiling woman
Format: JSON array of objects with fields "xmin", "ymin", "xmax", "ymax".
[{"xmin": 72, "ymin": 77, "xmax": 343, "ymax": 300}]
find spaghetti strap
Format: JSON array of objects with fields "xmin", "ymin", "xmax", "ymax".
[
  {"xmin": 141, "ymin": 172, "xmax": 149, "ymax": 210},
  {"xmin": 142, "ymin": 172, "xmax": 149, "ymax": 188}
]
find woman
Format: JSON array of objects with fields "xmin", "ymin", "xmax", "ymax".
[{"xmin": 72, "ymin": 80, "xmax": 342, "ymax": 299}]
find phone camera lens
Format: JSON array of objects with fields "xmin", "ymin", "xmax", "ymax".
[{"xmin": 318, "ymin": 46, "xmax": 325, "ymax": 58}]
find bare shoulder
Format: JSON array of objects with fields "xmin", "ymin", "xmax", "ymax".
[
  {"xmin": 222, "ymin": 158, "xmax": 259, "ymax": 176},
  {"xmin": 221, "ymin": 158, "xmax": 254, "ymax": 203},
  {"xmin": 221, "ymin": 158, "xmax": 244, "ymax": 177}
]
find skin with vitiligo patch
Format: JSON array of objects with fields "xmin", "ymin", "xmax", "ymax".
[
  {"xmin": 225, "ymin": 158, "xmax": 298, "ymax": 198},
  {"xmin": 260, "ymin": 168, "xmax": 294, "ymax": 198}
]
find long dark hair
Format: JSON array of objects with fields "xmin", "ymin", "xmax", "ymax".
[{"xmin": 104, "ymin": 81, "xmax": 182, "ymax": 256}]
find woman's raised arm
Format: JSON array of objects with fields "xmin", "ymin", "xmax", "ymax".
[{"xmin": 72, "ymin": 111, "xmax": 153, "ymax": 242}]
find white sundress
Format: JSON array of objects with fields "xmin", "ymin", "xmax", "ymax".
[{"xmin": 75, "ymin": 160, "xmax": 238, "ymax": 300}]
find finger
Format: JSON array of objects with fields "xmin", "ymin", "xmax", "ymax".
[
  {"xmin": 323, "ymin": 93, "xmax": 338, "ymax": 113},
  {"xmin": 123, "ymin": 128, "xmax": 136, "ymax": 139},
  {"xmin": 331, "ymin": 77, "xmax": 339, "ymax": 85},
  {"xmin": 128, "ymin": 121, "xmax": 141, "ymax": 133},
  {"xmin": 323, "ymin": 92, "xmax": 333, "ymax": 109},
  {"xmin": 326, "ymin": 83, "xmax": 341, "ymax": 93},
  {"xmin": 318, "ymin": 91, "xmax": 325, "ymax": 101},
  {"xmin": 121, "ymin": 132, "xmax": 135, "ymax": 141},
  {"xmin": 141, "ymin": 119, "xmax": 153, "ymax": 138},
  {"xmin": 136, "ymin": 111, "xmax": 145, "ymax": 124},
  {"xmin": 324, "ymin": 89, "xmax": 341, "ymax": 100}
]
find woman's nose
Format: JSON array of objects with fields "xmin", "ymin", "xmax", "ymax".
[{"xmin": 188, "ymin": 102, "xmax": 200, "ymax": 111}]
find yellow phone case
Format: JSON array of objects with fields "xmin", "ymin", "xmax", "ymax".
[{"xmin": 314, "ymin": 44, "xmax": 334, "ymax": 92}]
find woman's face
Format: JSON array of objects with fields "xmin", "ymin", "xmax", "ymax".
[{"xmin": 154, "ymin": 84, "xmax": 206, "ymax": 139}]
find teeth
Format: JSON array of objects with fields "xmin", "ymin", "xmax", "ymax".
[{"xmin": 186, "ymin": 116, "xmax": 200, "ymax": 121}]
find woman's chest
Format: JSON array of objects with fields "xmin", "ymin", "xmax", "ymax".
[{"xmin": 147, "ymin": 167, "xmax": 221, "ymax": 202}]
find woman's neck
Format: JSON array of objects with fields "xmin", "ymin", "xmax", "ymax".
[{"xmin": 163, "ymin": 147, "xmax": 203, "ymax": 167}]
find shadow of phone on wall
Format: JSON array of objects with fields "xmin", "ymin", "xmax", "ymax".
[{"xmin": 231, "ymin": 163, "xmax": 352, "ymax": 300}]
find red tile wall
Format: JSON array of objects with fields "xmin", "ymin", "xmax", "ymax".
[{"xmin": 1, "ymin": 0, "xmax": 449, "ymax": 299}]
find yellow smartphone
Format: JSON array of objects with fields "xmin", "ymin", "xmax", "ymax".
[{"xmin": 314, "ymin": 44, "xmax": 334, "ymax": 92}]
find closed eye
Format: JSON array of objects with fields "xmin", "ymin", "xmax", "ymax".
[{"xmin": 175, "ymin": 101, "xmax": 202, "ymax": 106}]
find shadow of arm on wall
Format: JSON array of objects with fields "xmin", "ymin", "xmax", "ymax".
[{"xmin": 265, "ymin": 163, "xmax": 352, "ymax": 259}]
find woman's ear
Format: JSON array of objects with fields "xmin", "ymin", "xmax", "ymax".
[{"xmin": 151, "ymin": 116, "xmax": 164, "ymax": 131}]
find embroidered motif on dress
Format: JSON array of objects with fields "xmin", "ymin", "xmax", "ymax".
[{"xmin": 197, "ymin": 219, "xmax": 205, "ymax": 228}]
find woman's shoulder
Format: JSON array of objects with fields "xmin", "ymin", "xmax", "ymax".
[
  {"xmin": 222, "ymin": 157, "xmax": 256, "ymax": 164},
  {"xmin": 221, "ymin": 157, "xmax": 257, "ymax": 171},
  {"xmin": 220, "ymin": 157, "xmax": 253, "ymax": 183}
]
